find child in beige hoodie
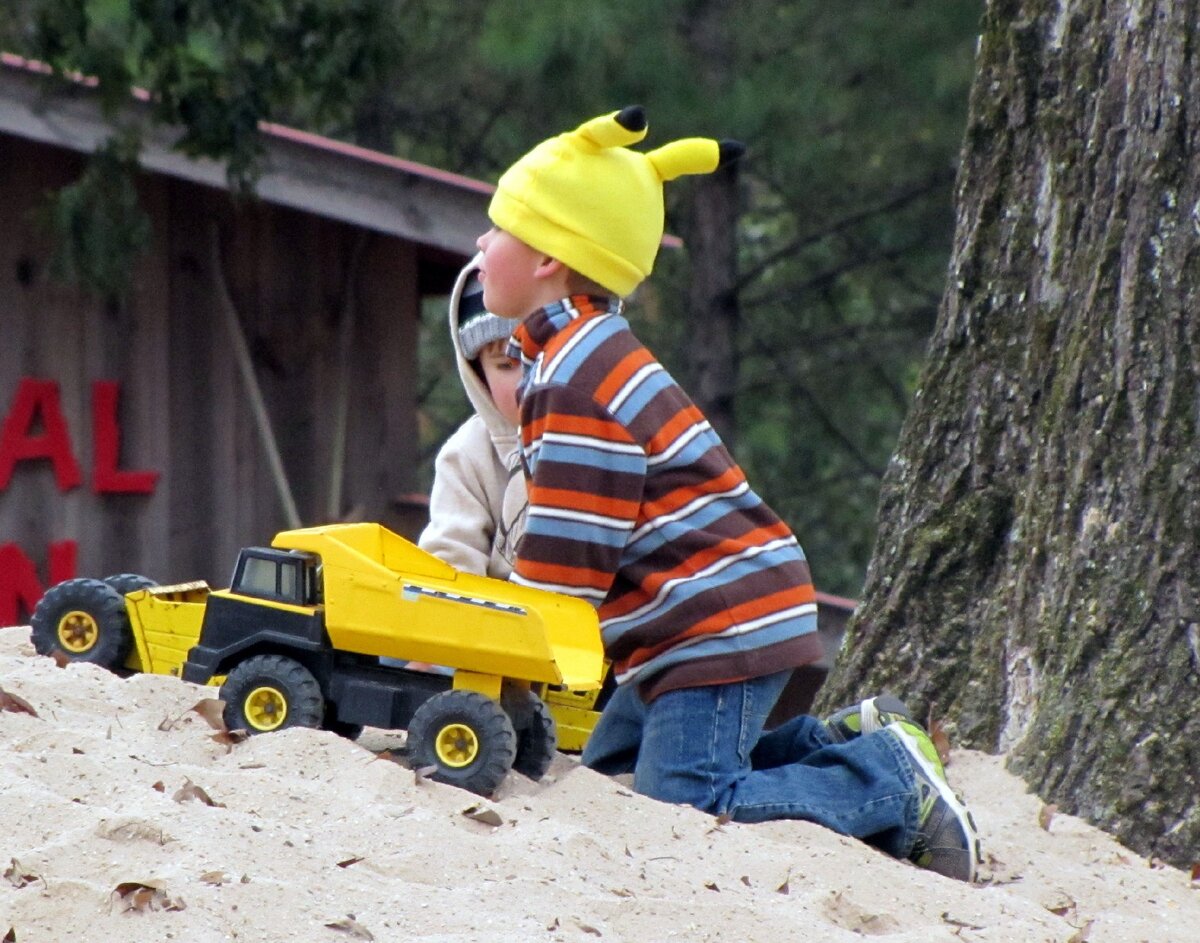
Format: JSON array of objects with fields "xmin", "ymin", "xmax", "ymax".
[
  {"xmin": 418, "ymin": 256, "xmax": 527, "ymax": 578},
  {"xmin": 382, "ymin": 258, "xmax": 524, "ymax": 673}
]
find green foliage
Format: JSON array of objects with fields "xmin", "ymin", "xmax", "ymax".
[
  {"xmin": 36, "ymin": 130, "xmax": 151, "ymax": 301},
  {"xmin": 18, "ymin": 0, "xmax": 397, "ymax": 297},
  {"xmin": 33, "ymin": 0, "xmax": 395, "ymax": 185}
]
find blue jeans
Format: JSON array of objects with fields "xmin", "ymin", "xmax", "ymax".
[{"xmin": 581, "ymin": 671, "xmax": 919, "ymax": 858}]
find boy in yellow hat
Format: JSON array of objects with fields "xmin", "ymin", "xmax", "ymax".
[{"xmin": 475, "ymin": 106, "xmax": 980, "ymax": 881}]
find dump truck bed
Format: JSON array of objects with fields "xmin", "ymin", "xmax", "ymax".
[{"xmin": 273, "ymin": 523, "xmax": 605, "ymax": 689}]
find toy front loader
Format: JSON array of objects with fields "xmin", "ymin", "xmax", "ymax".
[{"xmin": 30, "ymin": 574, "xmax": 210, "ymax": 679}]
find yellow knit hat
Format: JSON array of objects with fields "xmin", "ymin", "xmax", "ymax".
[{"xmin": 488, "ymin": 106, "xmax": 742, "ymax": 297}]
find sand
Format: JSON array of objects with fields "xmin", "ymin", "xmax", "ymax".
[{"xmin": 0, "ymin": 624, "xmax": 1195, "ymax": 942}]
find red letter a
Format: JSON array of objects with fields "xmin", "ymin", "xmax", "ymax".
[{"xmin": 0, "ymin": 378, "xmax": 83, "ymax": 491}]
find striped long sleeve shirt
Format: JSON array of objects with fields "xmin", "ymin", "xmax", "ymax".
[{"xmin": 509, "ymin": 296, "xmax": 822, "ymax": 701}]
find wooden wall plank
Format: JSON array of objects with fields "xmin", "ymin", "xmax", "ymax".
[
  {"xmin": 347, "ymin": 235, "xmax": 421, "ymax": 536},
  {"xmin": 1, "ymin": 137, "xmax": 94, "ymax": 577}
]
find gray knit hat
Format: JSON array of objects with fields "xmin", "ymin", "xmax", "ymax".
[{"xmin": 455, "ymin": 268, "xmax": 519, "ymax": 360}]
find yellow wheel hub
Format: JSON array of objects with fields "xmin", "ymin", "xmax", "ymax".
[
  {"xmin": 244, "ymin": 686, "xmax": 289, "ymax": 731},
  {"xmin": 57, "ymin": 610, "xmax": 99, "ymax": 653},
  {"xmin": 435, "ymin": 723, "xmax": 479, "ymax": 768}
]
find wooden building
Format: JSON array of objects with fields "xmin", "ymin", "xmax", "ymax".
[{"xmin": 0, "ymin": 55, "xmax": 489, "ymax": 624}]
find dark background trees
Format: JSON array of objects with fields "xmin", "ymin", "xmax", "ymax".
[
  {"xmin": 4, "ymin": 0, "xmax": 979, "ymax": 598},
  {"xmin": 373, "ymin": 0, "xmax": 981, "ymax": 596},
  {"xmin": 818, "ymin": 0, "xmax": 1200, "ymax": 868}
]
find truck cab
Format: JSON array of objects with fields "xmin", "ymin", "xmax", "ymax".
[{"xmin": 230, "ymin": 548, "xmax": 322, "ymax": 607}]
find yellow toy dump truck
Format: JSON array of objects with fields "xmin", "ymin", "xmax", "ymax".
[{"xmin": 30, "ymin": 523, "xmax": 606, "ymax": 796}]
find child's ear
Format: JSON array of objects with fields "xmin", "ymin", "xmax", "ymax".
[{"xmin": 533, "ymin": 255, "xmax": 566, "ymax": 282}]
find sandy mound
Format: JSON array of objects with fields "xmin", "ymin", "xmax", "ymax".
[{"xmin": 0, "ymin": 625, "xmax": 1195, "ymax": 942}]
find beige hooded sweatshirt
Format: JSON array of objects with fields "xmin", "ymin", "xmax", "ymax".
[{"xmin": 417, "ymin": 256, "xmax": 527, "ymax": 579}]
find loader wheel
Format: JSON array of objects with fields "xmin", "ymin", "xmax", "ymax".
[
  {"xmin": 103, "ymin": 573, "xmax": 158, "ymax": 597},
  {"xmin": 407, "ymin": 690, "xmax": 516, "ymax": 797},
  {"xmin": 30, "ymin": 578, "xmax": 132, "ymax": 669},
  {"xmin": 507, "ymin": 688, "xmax": 558, "ymax": 781},
  {"xmin": 221, "ymin": 655, "xmax": 324, "ymax": 734}
]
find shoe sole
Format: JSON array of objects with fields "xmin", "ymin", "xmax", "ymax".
[{"xmin": 891, "ymin": 723, "xmax": 981, "ymax": 883}]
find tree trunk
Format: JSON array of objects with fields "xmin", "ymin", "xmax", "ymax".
[
  {"xmin": 680, "ymin": 163, "xmax": 741, "ymax": 447},
  {"xmin": 677, "ymin": 0, "xmax": 741, "ymax": 447},
  {"xmin": 817, "ymin": 0, "xmax": 1200, "ymax": 868}
]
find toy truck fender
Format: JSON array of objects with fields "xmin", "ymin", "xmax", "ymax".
[{"xmin": 179, "ymin": 593, "xmax": 328, "ymax": 683}]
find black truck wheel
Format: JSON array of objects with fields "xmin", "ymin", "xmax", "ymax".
[
  {"xmin": 407, "ymin": 690, "xmax": 516, "ymax": 797},
  {"xmin": 221, "ymin": 655, "xmax": 324, "ymax": 734},
  {"xmin": 508, "ymin": 688, "xmax": 558, "ymax": 781},
  {"xmin": 30, "ymin": 578, "xmax": 132, "ymax": 669},
  {"xmin": 102, "ymin": 573, "xmax": 158, "ymax": 597}
]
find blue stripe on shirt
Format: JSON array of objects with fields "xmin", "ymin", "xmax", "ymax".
[
  {"xmin": 534, "ymin": 442, "xmax": 648, "ymax": 476},
  {"xmin": 609, "ymin": 367, "xmax": 677, "ymax": 427},
  {"xmin": 648, "ymin": 425, "xmax": 728, "ymax": 471},
  {"xmin": 604, "ymin": 542, "xmax": 805, "ymax": 645},
  {"xmin": 524, "ymin": 512, "xmax": 633, "ymax": 548},
  {"xmin": 623, "ymin": 488, "xmax": 767, "ymax": 564},
  {"xmin": 614, "ymin": 609, "xmax": 819, "ymax": 683},
  {"xmin": 541, "ymin": 315, "xmax": 627, "ymax": 385}
]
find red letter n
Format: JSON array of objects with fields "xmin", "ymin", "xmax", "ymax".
[{"xmin": 0, "ymin": 540, "xmax": 77, "ymax": 627}]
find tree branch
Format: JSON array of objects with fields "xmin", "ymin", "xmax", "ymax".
[
  {"xmin": 741, "ymin": 237, "xmax": 930, "ymax": 309},
  {"xmin": 736, "ymin": 167, "xmax": 956, "ymax": 291}
]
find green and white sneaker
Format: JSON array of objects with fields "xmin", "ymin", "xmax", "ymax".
[
  {"xmin": 886, "ymin": 720, "xmax": 981, "ymax": 883},
  {"xmin": 825, "ymin": 694, "xmax": 914, "ymax": 743}
]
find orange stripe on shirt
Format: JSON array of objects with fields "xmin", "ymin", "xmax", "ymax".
[
  {"xmin": 529, "ymin": 485, "xmax": 642, "ymax": 520},
  {"xmin": 522, "ymin": 411, "xmax": 636, "ymax": 445},
  {"xmin": 602, "ymin": 521, "xmax": 798, "ymax": 619},
  {"xmin": 640, "ymin": 520, "xmax": 796, "ymax": 591},
  {"xmin": 646, "ymin": 403, "xmax": 708, "ymax": 458},
  {"xmin": 541, "ymin": 308, "xmax": 596, "ymax": 358},
  {"xmin": 516, "ymin": 558, "xmax": 614, "ymax": 594},
  {"xmin": 595, "ymin": 347, "xmax": 658, "ymax": 405},
  {"xmin": 640, "ymin": 465, "xmax": 749, "ymax": 520}
]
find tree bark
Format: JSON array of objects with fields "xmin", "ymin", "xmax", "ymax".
[
  {"xmin": 818, "ymin": 0, "xmax": 1200, "ymax": 867},
  {"xmin": 677, "ymin": 0, "xmax": 741, "ymax": 447},
  {"xmin": 680, "ymin": 162, "xmax": 741, "ymax": 447}
]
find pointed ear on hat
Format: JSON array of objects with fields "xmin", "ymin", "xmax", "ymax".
[
  {"xmin": 646, "ymin": 138, "xmax": 721, "ymax": 182},
  {"xmin": 717, "ymin": 139, "xmax": 746, "ymax": 168},
  {"xmin": 574, "ymin": 106, "xmax": 649, "ymax": 150},
  {"xmin": 614, "ymin": 105, "xmax": 647, "ymax": 132}
]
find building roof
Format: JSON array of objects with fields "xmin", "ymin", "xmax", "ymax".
[
  {"xmin": 0, "ymin": 53, "xmax": 492, "ymax": 256},
  {"xmin": 0, "ymin": 53, "xmax": 683, "ymax": 258}
]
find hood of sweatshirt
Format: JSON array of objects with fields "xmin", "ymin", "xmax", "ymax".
[{"xmin": 447, "ymin": 255, "xmax": 521, "ymax": 460}]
